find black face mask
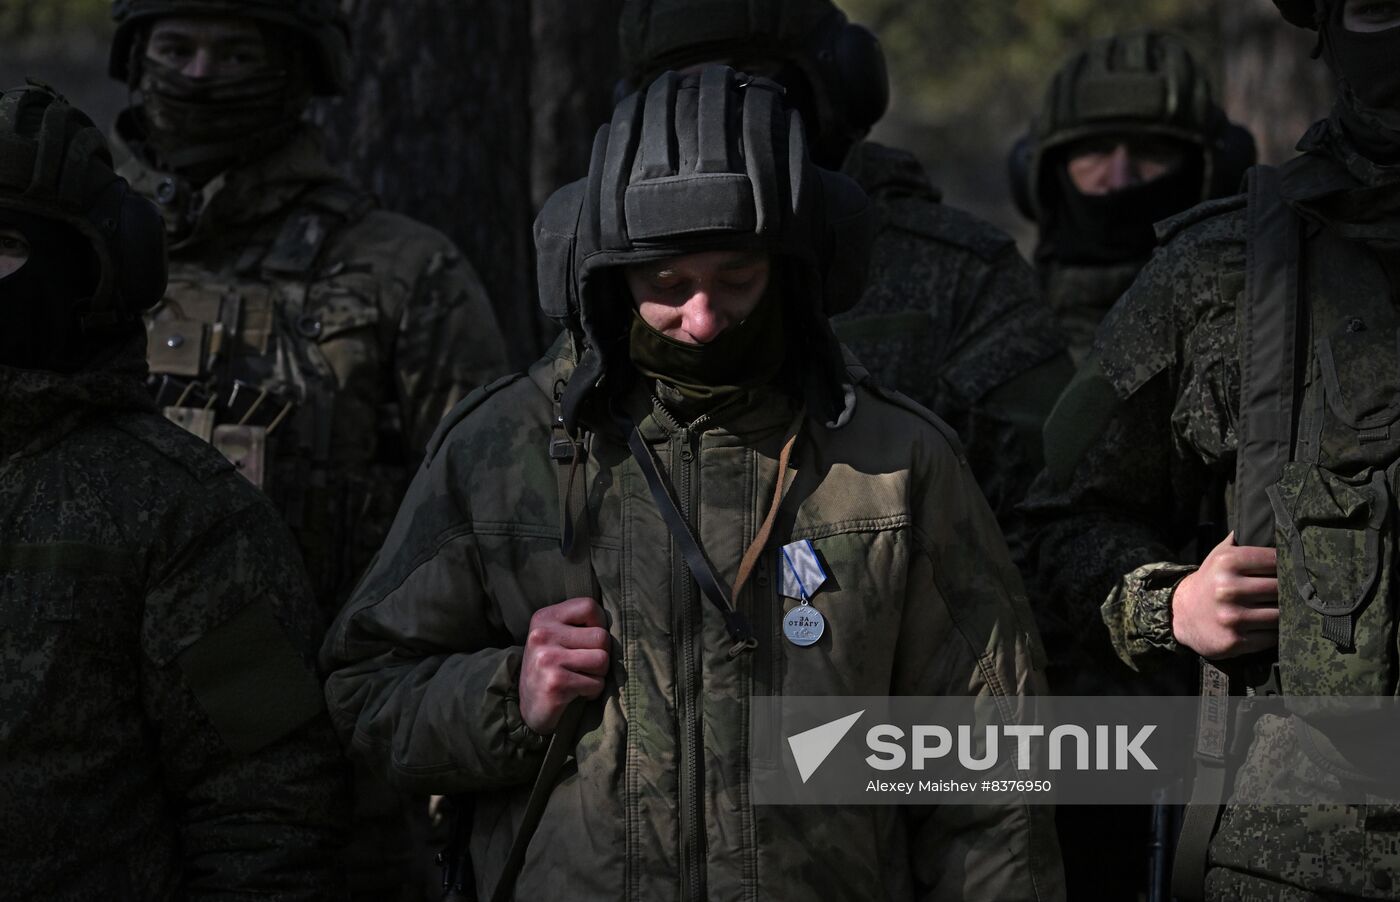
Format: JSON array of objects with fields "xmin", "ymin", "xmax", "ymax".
[
  {"xmin": 1322, "ymin": 15, "xmax": 1400, "ymax": 163},
  {"xmin": 0, "ymin": 212, "xmax": 100, "ymax": 372},
  {"xmin": 138, "ymin": 55, "xmax": 308, "ymax": 178},
  {"xmin": 1043, "ymin": 151, "xmax": 1206, "ymax": 265},
  {"xmin": 628, "ymin": 289, "xmax": 786, "ymax": 407}
]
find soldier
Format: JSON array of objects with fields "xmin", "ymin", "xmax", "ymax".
[
  {"xmin": 1008, "ymin": 30, "xmax": 1257, "ymax": 366},
  {"xmin": 104, "ymin": 2, "xmax": 510, "ymax": 896},
  {"xmin": 0, "ymin": 83, "xmax": 346, "ymax": 901},
  {"xmin": 321, "ymin": 68, "xmax": 1064, "ymax": 901},
  {"xmin": 1024, "ymin": 0, "xmax": 1400, "ymax": 897},
  {"xmin": 1007, "ymin": 33, "xmax": 1256, "ymax": 900},
  {"xmin": 106, "ymin": 0, "xmax": 508, "ymax": 613},
  {"xmin": 617, "ymin": 0, "xmax": 1073, "ymax": 568}
]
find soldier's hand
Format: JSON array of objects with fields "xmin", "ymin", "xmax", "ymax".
[
  {"xmin": 519, "ymin": 596, "xmax": 610, "ymax": 734},
  {"xmin": 1171, "ymin": 532, "xmax": 1279, "ymax": 659}
]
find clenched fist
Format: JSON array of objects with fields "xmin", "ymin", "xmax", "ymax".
[
  {"xmin": 1171, "ymin": 532, "xmax": 1279, "ymax": 660},
  {"xmin": 519, "ymin": 596, "xmax": 610, "ymax": 734}
]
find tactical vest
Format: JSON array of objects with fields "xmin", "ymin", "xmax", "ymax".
[
  {"xmin": 144, "ymin": 180, "xmax": 394, "ymax": 609},
  {"xmin": 1174, "ymin": 159, "xmax": 1400, "ymax": 902},
  {"xmin": 1235, "ymin": 161, "xmax": 1400, "ymax": 697}
]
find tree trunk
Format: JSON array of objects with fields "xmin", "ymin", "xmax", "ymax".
[
  {"xmin": 317, "ymin": 0, "xmax": 541, "ymax": 367},
  {"xmin": 318, "ymin": 1, "xmax": 626, "ymax": 368},
  {"xmin": 1221, "ymin": 0, "xmax": 1334, "ymax": 166},
  {"xmin": 529, "ymin": 0, "xmax": 626, "ymax": 212}
]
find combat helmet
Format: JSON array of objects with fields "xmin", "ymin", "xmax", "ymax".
[
  {"xmin": 618, "ymin": 0, "xmax": 888, "ymax": 166},
  {"xmin": 109, "ymin": 0, "xmax": 352, "ymax": 95},
  {"xmin": 534, "ymin": 65, "xmax": 874, "ymax": 431},
  {"xmin": 0, "ymin": 83, "xmax": 166, "ymax": 326},
  {"xmin": 1010, "ymin": 30, "xmax": 1255, "ymax": 221}
]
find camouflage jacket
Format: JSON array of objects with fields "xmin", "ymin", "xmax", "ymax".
[
  {"xmin": 113, "ymin": 117, "xmax": 509, "ymax": 615},
  {"xmin": 833, "ymin": 141, "xmax": 1073, "ymax": 568},
  {"xmin": 0, "ymin": 336, "xmax": 347, "ymax": 901},
  {"xmin": 1039, "ymin": 259, "xmax": 1144, "ymax": 368},
  {"xmin": 1024, "ymin": 117, "xmax": 1400, "ymax": 898},
  {"xmin": 1025, "ymin": 119, "xmax": 1400, "ymax": 676},
  {"xmin": 321, "ymin": 335, "xmax": 1063, "ymax": 902}
]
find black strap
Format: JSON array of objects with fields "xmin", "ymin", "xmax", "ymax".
[
  {"xmin": 617, "ymin": 410, "xmax": 758, "ymax": 656},
  {"xmin": 1234, "ymin": 164, "xmax": 1301, "ymax": 547},
  {"xmin": 1174, "ymin": 166, "xmax": 1300, "ymax": 902},
  {"xmin": 487, "ymin": 412, "xmax": 598, "ymax": 902}
]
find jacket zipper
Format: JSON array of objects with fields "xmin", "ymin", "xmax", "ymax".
[{"xmin": 674, "ymin": 422, "xmax": 705, "ymax": 902}]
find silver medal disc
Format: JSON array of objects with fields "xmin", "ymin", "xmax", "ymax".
[{"xmin": 783, "ymin": 603, "xmax": 825, "ymax": 647}]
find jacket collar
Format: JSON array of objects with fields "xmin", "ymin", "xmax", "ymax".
[{"xmin": 0, "ymin": 333, "xmax": 155, "ymax": 461}]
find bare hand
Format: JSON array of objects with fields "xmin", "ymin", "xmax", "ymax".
[
  {"xmin": 519, "ymin": 596, "xmax": 610, "ymax": 734},
  {"xmin": 1171, "ymin": 532, "xmax": 1279, "ymax": 659}
]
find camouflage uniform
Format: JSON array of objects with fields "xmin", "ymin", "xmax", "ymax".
[
  {"xmin": 323, "ymin": 68, "xmax": 1063, "ymax": 902},
  {"xmin": 109, "ymin": 4, "xmax": 508, "ymax": 897},
  {"xmin": 113, "ymin": 120, "xmax": 509, "ymax": 615},
  {"xmin": 1, "ymin": 339, "xmax": 349, "ymax": 902},
  {"xmin": 831, "ymin": 141, "xmax": 1071, "ymax": 568},
  {"xmin": 1023, "ymin": 113, "xmax": 1400, "ymax": 898},
  {"xmin": 618, "ymin": 0, "xmax": 1072, "ymax": 572},
  {"xmin": 0, "ymin": 85, "xmax": 346, "ymax": 901}
]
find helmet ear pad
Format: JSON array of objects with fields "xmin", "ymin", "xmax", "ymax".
[
  {"xmin": 1007, "ymin": 133, "xmax": 1037, "ymax": 222},
  {"xmin": 86, "ymin": 180, "xmax": 168, "ymax": 319},
  {"xmin": 1208, "ymin": 121, "xmax": 1259, "ymax": 198},
  {"xmin": 816, "ymin": 167, "xmax": 875, "ymax": 316}
]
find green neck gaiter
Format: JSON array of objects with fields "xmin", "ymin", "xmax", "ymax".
[{"xmin": 628, "ymin": 293, "xmax": 785, "ymax": 406}]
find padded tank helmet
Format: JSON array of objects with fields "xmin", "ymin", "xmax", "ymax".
[
  {"xmin": 618, "ymin": 0, "xmax": 889, "ymax": 166},
  {"xmin": 534, "ymin": 65, "xmax": 874, "ymax": 430},
  {"xmin": 109, "ymin": 0, "xmax": 352, "ymax": 96},
  {"xmin": 0, "ymin": 83, "xmax": 166, "ymax": 325},
  {"xmin": 1009, "ymin": 30, "xmax": 1256, "ymax": 221}
]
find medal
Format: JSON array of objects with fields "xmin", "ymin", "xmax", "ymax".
[
  {"xmin": 779, "ymin": 539, "xmax": 829, "ymax": 647},
  {"xmin": 782, "ymin": 598, "xmax": 825, "ymax": 646}
]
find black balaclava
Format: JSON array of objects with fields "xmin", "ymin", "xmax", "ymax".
[
  {"xmin": 136, "ymin": 23, "xmax": 310, "ymax": 183},
  {"xmin": 1043, "ymin": 150, "xmax": 1206, "ymax": 265},
  {"xmin": 627, "ymin": 278, "xmax": 788, "ymax": 409},
  {"xmin": 0, "ymin": 211, "xmax": 101, "ymax": 372},
  {"xmin": 1321, "ymin": 4, "xmax": 1400, "ymax": 164}
]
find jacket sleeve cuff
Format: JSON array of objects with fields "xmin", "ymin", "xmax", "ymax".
[
  {"xmin": 501, "ymin": 650, "xmax": 550, "ymax": 755},
  {"xmin": 1101, "ymin": 561, "xmax": 1196, "ymax": 671}
]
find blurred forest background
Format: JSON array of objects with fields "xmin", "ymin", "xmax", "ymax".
[{"xmin": 1, "ymin": 0, "xmax": 1331, "ymax": 362}]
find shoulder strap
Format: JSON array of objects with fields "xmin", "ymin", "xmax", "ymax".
[
  {"xmin": 1234, "ymin": 164, "xmax": 1303, "ymax": 547},
  {"xmin": 489, "ymin": 405, "xmax": 598, "ymax": 902},
  {"xmin": 1174, "ymin": 165, "xmax": 1300, "ymax": 902},
  {"xmin": 260, "ymin": 181, "xmax": 377, "ymax": 279}
]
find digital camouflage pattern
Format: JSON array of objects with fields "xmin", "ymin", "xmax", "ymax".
[
  {"xmin": 0, "ymin": 333, "xmax": 347, "ymax": 901},
  {"xmin": 1023, "ymin": 115, "xmax": 1400, "ymax": 897},
  {"xmin": 112, "ymin": 119, "xmax": 510, "ymax": 616},
  {"xmin": 321, "ymin": 335, "xmax": 1064, "ymax": 902},
  {"xmin": 833, "ymin": 141, "xmax": 1073, "ymax": 568}
]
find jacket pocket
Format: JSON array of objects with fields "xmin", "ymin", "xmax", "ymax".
[{"xmin": 1268, "ymin": 461, "xmax": 1395, "ymax": 695}]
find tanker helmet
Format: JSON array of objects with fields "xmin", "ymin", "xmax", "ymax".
[
  {"xmin": 534, "ymin": 65, "xmax": 873, "ymax": 428},
  {"xmin": 1009, "ymin": 30, "xmax": 1255, "ymax": 221},
  {"xmin": 618, "ymin": 0, "xmax": 889, "ymax": 166},
  {"xmin": 0, "ymin": 82, "xmax": 166, "ymax": 325}
]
